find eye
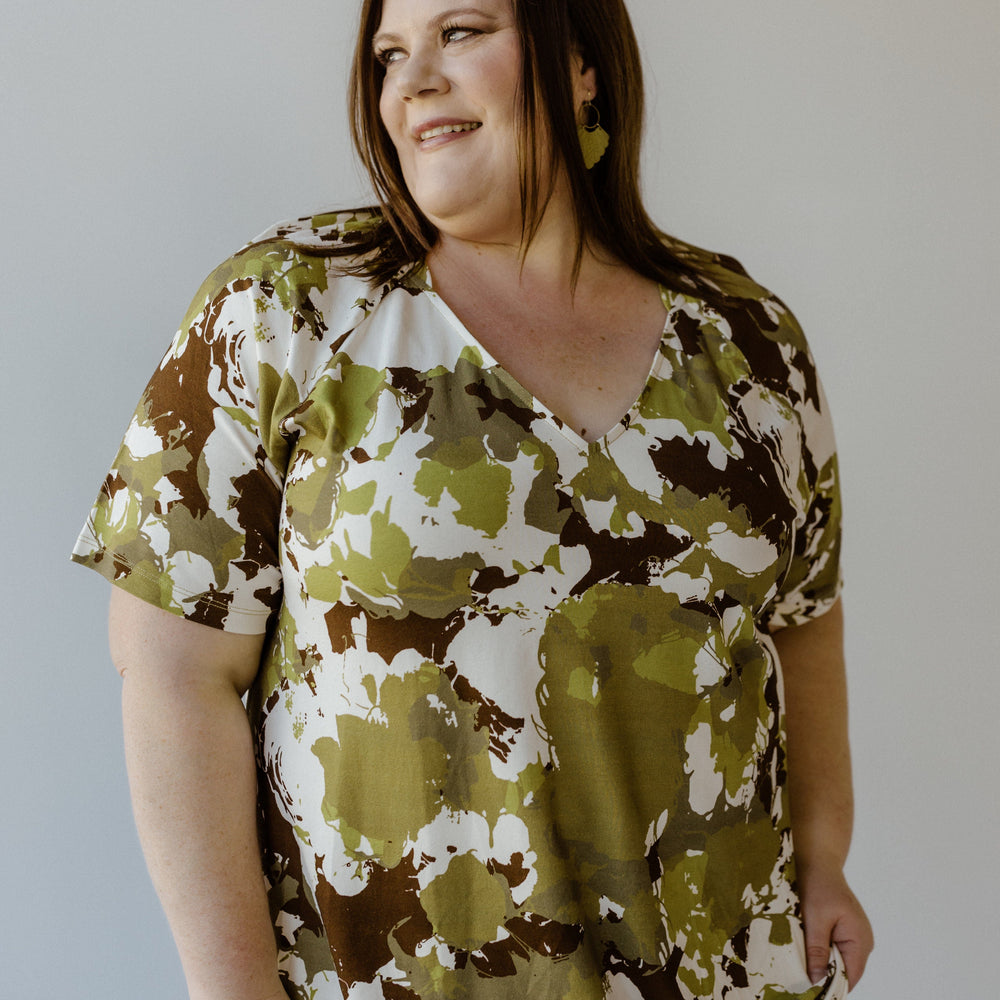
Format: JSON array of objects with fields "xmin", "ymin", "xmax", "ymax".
[
  {"xmin": 374, "ymin": 24, "xmax": 481, "ymax": 67},
  {"xmin": 374, "ymin": 46, "xmax": 405, "ymax": 67},
  {"xmin": 442, "ymin": 25, "xmax": 481, "ymax": 44}
]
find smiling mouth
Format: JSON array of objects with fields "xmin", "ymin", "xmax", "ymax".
[{"xmin": 419, "ymin": 122, "xmax": 482, "ymax": 142}]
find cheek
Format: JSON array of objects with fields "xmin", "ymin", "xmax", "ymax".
[
  {"xmin": 378, "ymin": 88, "xmax": 403, "ymax": 149},
  {"xmin": 487, "ymin": 39, "xmax": 523, "ymax": 115},
  {"xmin": 378, "ymin": 89, "xmax": 392, "ymax": 134}
]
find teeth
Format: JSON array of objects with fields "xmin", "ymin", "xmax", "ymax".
[{"xmin": 419, "ymin": 122, "xmax": 482, "ymax": 141}]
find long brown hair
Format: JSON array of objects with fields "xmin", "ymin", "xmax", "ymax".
[{"xmin": 338, "ymin": 0, "xmax": 709, "ymax": 295}]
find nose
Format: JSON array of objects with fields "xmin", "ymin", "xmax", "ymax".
[{"xmin": 394, "ymin": 48, "xmax": 449, "ymax": 102}]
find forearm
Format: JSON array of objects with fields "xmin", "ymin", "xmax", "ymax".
[
  {"xmin": 773, "ymin": 599, "xmax": 854, "ymax": 873},
  {"xmin": 123, "ymin": 670, "xmax": 284, "ymax": 1000},
  {"xmin": 772, "ymin": 599, "xmax": 872, "ymax": 987}
]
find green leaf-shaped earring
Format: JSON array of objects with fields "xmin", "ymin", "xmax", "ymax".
[{"xmin": 578, "ymin": 96, "xmax": 609, "ymax": 169}]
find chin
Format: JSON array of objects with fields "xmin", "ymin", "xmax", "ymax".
[
  {"xmin": 412, "ymin": 191, "xmax": 472, "ymax": 224},
  {"xmin": 426, "ymin": 207, "xmax": 523, "ymax": 246},
  {"xmin": 411, "ymin": 178, "xmax": 482, "ymax": 218},
  {"xmin": 413, "ymin": 188, "xmax": 522, "ymax": 245}
]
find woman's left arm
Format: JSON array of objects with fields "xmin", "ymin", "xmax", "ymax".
[{"xmin": 772, "ymin": 598, "xmax": 874, "ymax": 991}]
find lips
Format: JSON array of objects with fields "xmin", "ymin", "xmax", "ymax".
[{"xmin": 413, "ymin": 119, "xmax": 483, "ymax": 143}]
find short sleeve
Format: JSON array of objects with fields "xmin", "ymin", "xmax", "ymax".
[
  {"xmin": 661, "ymin": 236, "xmax": 843, "ymax": 632},
  {"xmin": 765, "ymin": 350, "xmax": 843, "ymax": 631},
  {"xmin": 72, "ymin": 272, "xmax": 286, "ymax": 634}
]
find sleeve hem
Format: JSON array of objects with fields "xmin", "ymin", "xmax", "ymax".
[
  {"xmin": 764, "ymin": 584, "xmax": 842, "ymax": 632},
  {"xmin": 70, "ymin": 543, "xmax": 273, "ymax": 636}
]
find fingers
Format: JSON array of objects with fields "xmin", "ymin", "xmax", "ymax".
[
  {"xmin": 798, "ymin": 867, "xmax": 873, "ymax": 990},
  {"xmin": 803, "ymin": 894, "xmax": 875, "ymax": 990},
  {"xmin": 832, "ymin": 908, "xmax": 875, "ymax": 992},
  {"xmin": 804, "ymin": 915, "xmax": 834, "ymax": 984}
]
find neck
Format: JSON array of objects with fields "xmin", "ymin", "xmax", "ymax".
[{"xmin": 427, "ymin": 176, "xmax": 611, "ymax": 296}]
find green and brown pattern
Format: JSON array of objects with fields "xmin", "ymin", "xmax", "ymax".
[{"xmin": 74, "ymin": 209, "xmax": 846, "ymax": 999}]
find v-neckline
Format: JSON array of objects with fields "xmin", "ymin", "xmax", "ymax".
[{"xmin": 416, "ymin": 270, "xmax": 673, "ymax": 451}]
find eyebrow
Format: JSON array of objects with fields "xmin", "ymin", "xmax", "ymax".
[{"xmin": 372, "ymin": 7, "xmax": 500, "ymax": 49}]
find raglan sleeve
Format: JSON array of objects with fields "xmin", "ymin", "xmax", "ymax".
[
  {"xmin": 764, "ymin": 322, "xmax": 843, "ymax": 631},
  {"xmin": 71, "ymin": 265, "xmax": 293, "ymax": 635}
]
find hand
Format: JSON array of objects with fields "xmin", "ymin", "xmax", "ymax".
[{"xmin": 798, "ymin": 863, "xmax": 874, "ymax": 991}]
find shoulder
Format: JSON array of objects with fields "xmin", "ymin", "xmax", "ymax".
[
  {"xmin": 659, "ymin": 231, "xmax": 829, "ymax": 418},
  {"xmin": 249, "ymin": 206, "xmax": 386, "ymax": 255},
  {"xmin": 177, "ymin": 207, "xmax": 387, "ymax": 343},
  {"xmin": 660, "ymin": 231, "xmax": 808, "ymax": 354}
]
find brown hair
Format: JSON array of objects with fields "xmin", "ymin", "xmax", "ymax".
[{"xmin": 338, "ymin": 0, "xmax": 707, "ymax": 294}]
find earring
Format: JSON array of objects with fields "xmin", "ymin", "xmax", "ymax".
[{"xmin": 577, "ymin": 95, "xmax": 609, "ymax": 169}]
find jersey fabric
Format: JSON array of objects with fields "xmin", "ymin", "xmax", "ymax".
[{"xmin": 73, "ymin": 209, "xmax": 846, "ymax": 1000}]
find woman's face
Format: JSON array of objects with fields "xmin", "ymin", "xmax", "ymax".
[{"xmin": 375, "ymin": 0, "xmax": 526, "ymax": 243}]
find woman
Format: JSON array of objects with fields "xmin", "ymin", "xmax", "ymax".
[{"xmin": 73, "ymin": 0, "xmax": 873, "ymax": 997}]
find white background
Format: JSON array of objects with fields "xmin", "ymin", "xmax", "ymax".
[{"xmin": 2, "ymin": 1, "xmax": 996, "ymax": 996}]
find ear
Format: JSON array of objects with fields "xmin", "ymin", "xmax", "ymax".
[{"xmin": 570, "ymin": 52, "xmax": 599, "ymax": 109}]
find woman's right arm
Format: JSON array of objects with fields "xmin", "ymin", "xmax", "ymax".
[{"xmin": 110, "ymin": 588, "xmax": 287, "ymax": 1000}]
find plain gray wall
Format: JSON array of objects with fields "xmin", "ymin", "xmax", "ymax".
[{"xmin": 2, "ymin": 1, "xmax": 996, "ymax": 996}]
